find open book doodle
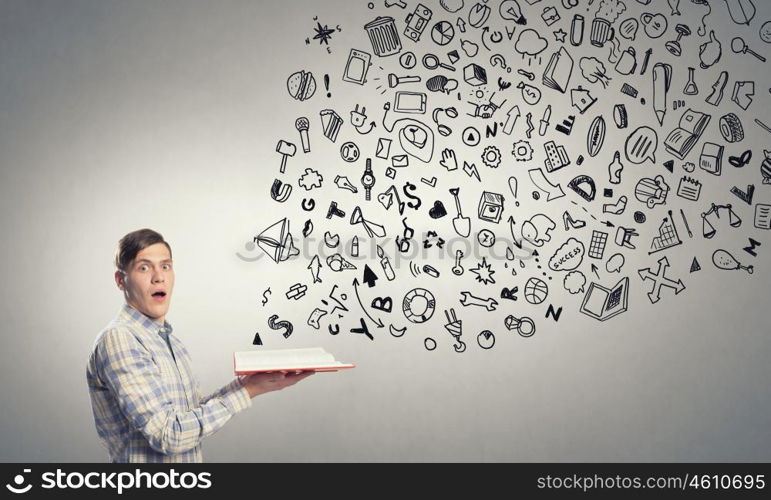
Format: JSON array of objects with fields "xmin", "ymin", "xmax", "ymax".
[
  {"xmin": 663, "ymin": 108, "xmax": 712, "ymax": 160},
  {"xmin": 234, "ymin": 347, "xmax": 355, "ymax": 374},
  {"xmin": 579, "ymin": 277, "xmax": 629, "ymax": 322}
]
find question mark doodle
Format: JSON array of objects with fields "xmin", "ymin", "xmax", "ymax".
[
  {"xmin": 267, "ymin": 314, "xmax": 294, "ymax": 338},
  {"xmin": 489, "ymin": 54, "xmax": 511, "ymax": 73},
  {"xmin": 261, "ymin": 287, "xmax": 272, "ymax": 306}
]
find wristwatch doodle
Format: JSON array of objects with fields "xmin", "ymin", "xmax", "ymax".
[{"xmin": 361, "ymin": 158, "xmax": 375, "ymax": 201}]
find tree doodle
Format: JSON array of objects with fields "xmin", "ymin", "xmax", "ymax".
[{"xmin": 236, "ymin": 0, "xmax": 768, "ymax": 353}]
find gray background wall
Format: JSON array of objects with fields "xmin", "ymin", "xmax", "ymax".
[{"xmin": 1, "ymin": 0, "xmax": 770, "ymax": 462}]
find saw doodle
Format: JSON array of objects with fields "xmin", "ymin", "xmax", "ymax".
[{"xmin": 238, "ymin": 0, "xmax": 769, "ymax": 352}]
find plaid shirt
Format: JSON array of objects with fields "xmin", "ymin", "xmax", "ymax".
[{"xmin": 86, "ymin": 303, "xmax": 251, "ymax": 462}]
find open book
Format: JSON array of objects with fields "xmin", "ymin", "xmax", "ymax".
[
  {"xmin": 579, "ymin": 277, "xmax": 629, "ymax": 322},
  {"xmin": 234, "ymin": 347, "xmax": 355, "ymax": 374},
  {"xmin": 664, "ymin": 109, "xmax": 711, "ymax": 160},
  {"xmin": 542, "ymin": 46, "xmax": 573, "ymax": 93}
]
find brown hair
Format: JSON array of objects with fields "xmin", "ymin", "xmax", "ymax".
[{"xmin": 115, "ymin": 228, "xmax": 172, "ymax": 272}]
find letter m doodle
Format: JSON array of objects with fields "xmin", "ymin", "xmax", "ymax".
[
  {"xmin": 743, "ymin": 237, "xmax": 761, "ymax": 257},
  {"xmin": 545, "ymin": 304, "xmax": 562, "ymax": 322}
]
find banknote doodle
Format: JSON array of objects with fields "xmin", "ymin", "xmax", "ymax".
[{"xmin": 238, "ymin": 0, "xmax": 768, "ymax": 352}]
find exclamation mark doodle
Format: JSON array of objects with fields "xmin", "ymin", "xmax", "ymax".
[{"xmin": 324, "ymin": 74, "xmax": 331, "ymax": 97}]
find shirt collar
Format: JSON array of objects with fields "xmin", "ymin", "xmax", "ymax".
[{"xmin": 121, "ymin": 302, "xmax": 173, "ymax": 338}]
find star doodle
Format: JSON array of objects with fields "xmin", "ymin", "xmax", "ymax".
[
  {"xmin": 553, "ymin": 29, "xmax": 567, "ymax": 43},
  {"xmin": 470, "ymin": 257, "xmax": 496, "ymax": 285},
  {"xmin": 312, "ymin": 22, "xmax": 335, "ymax": 45}
]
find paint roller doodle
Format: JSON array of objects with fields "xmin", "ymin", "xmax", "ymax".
[
  {"xmin": 267, "ymin": 314, "xmax": 294, "ymax": 338},
  {"xmin": 489, "ymin": 54, "xmax": 510, "ymax": 73}
]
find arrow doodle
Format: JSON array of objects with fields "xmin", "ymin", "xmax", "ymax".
[
  {"xmin": 352, "ymin": 278, "xmax": 385, "ymax": 328},
  {"xmin": 637, "ymin": 256, "xmax": 686, "ymax": 304}
]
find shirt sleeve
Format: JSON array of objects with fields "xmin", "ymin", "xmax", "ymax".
[
  {"xmin": 96, "ymin": 327, "xmax": 252, "ymax": 456},
  {"xmin": 197, "ymin": 376, "xmax": 252, "ymax": 409}
]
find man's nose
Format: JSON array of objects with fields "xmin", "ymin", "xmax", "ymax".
[{"xmin": 152, "ymin": 269, "xmax": 165, "ymax": 282}]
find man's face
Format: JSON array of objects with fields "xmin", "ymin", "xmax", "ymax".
[{"xmin": 114, "ymin": 243, "xmax": 174, "ymax": 323}]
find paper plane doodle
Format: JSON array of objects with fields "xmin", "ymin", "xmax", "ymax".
[{"xmin": 254, "ymin": 218, "xmax": 299, "ymax": 263}]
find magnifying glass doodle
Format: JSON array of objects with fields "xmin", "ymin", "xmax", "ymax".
[
  {"xmin": 731, "ymin": 37, "xmax": 766, "ymax": 62},
  {"xmin": 423, "ymin": 53, "xmax": 455, "ymax": 71}
]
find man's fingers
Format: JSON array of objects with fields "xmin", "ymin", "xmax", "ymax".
[{"xmin": 285, "ymin": 371, "xmax": 315, "ymax": 383}]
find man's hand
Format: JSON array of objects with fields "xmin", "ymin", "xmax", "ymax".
[{"xmin": 239, "ymin": 371, "xmax": 315, "ymax": 398}]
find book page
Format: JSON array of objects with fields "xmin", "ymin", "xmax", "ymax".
[
  {"xmin": 235, "ymin": 348, "xmax": 337, "ymax": 371},
  {"xmin": 582, "ymin": 284, "xmax": 609, "ymax": 317},
  {"xmin": 679, "ymin": 109, "xmax": 705, "ymax": 134},
  {"xmin": 664, "ymin": 128, "xmax": 690, "ymax": 152}
]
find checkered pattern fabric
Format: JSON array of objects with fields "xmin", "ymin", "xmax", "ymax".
[{"xmin": 86, "ymin": 303, "xmax": 251, "ymax": 462}]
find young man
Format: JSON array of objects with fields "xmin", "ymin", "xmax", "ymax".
[{"xmin": 86, "ymin": 228, "xmax": 313, "ymax": 462}]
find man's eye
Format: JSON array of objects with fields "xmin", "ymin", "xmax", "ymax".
[
  {"xmin": 139, "ymin": 265, "xmax": 148, "ymax": 271},
  {"xmin": 162, "ymin": 264, "xmax": 172, "ymax": 270}
]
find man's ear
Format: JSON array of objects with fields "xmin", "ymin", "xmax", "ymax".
[{"xmin": 114, "ymin": 270, "xmax": 125, "ymax": 290}]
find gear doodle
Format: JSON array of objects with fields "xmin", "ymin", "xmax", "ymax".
[
  {"xmin": 512, "ymin": 140, "xmax": 534, "ymax": 162},
  {"xmin": 298, "ymin": 168, "xmax": 323, "ymax": 190},
  {"xmin": 481, "ymin": 145, "xmax": 502, "ymax": 168}
]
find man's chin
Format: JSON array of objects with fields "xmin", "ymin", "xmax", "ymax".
[
  {"xmin": 148, "ymin": 301, "xmax": 170, "ymax": 317},
  {"xmin": 129, "ymin": 298, "xmax": 170, "ymax": 320}
]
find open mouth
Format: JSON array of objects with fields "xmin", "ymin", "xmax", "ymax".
[{"xmin": 151, "ymin": 291, "xmax": 167, "ymax": 301}]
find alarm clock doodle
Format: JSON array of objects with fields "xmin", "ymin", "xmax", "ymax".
[{"xmin": 237, "ymin": 0, "xmax": 768, "ymax": 351}]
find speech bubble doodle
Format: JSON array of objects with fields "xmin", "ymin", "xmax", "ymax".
[
  {"xmin": 606, "ymin": 253, "xmax": 625, "ymax": 273},
  {"xmin": 563, "ymin": 270, "xmax": 586, "ymax": 294},
  {"xmin": 624, "ymin": 126, "xmax": 658, "ymax": 164},
  {"xmin": 549, "ymin": 237, "xmax": 585, "ymax": 272}
]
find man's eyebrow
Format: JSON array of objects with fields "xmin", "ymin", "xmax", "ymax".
[{"xmin": 134, "ymin": 258, "xmax": 173, "ymax": 265}]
